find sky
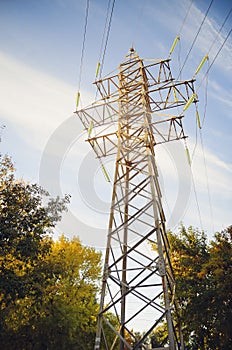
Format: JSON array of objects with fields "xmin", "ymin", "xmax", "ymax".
[{"xmin": 0, "ymin": 0, "xmax": 232, "ymax": 248}]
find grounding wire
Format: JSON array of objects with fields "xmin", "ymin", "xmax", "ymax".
[{"xmin": 177, "ymin": 0, "xmax": 214, "ymax": 80}]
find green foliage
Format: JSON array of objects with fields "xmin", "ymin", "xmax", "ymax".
[
  {"xmin": 0, "ymin": 152, "xmax": 117, "ymax": 350},
  {"xmin": 2, "ymin": 235, "xmax": 102, "ymax": 350},
  {"xmin": 165, "ymin": 225, "xmax": 232, "ymax": 350},
  {"xmin": 1, "ymin": 151, "xmax": 231, "ymax": 349},
  {"xmin": 198, "ymin": 227, "xmax": 232, "ymax": 349},
  {"xmin": 42, "ymin": 235, "xmax": 102, "ymax": 350},
  {"xmin": 0, "ymin": 153, "xmax": 69, "ymax": 308},
  {"xmin": 100, "ymin": 312, "xmax": 120, "ymax": 350}
]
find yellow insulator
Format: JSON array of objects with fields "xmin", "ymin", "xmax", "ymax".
[
  {"xmin": 88, "ymin": 120, "xmax": 93, "ymax": 137},
  {"xmin": 173, "ymin": 88, "xmax": 178, "ymax": 102},
  {"xmin": 169, "ymin": 36, "xmax": 180, "ymax": 55},
  {"xmin": 195, "ymin": 55, "xmax": 209, "ymax": 75},
  {"xmin": 196, "ymin": 110, "xmax": 201, "ymax": 129},
  {"xmin": 95, "ymin": 61, "xmax": 101, "ymax": 78},
  {"xmin": 185, "ymin": 146, "xmax": 191, "ymax": 166},
  {"xmin": 101, "ymin": 165, "xmax": 110, "ymax": 182},
  {"xmin": 76, "ymin": 91, "xmax": 80, "ymax": 108},
  {"xmin": 183, "ymin": 93, "xmax": 196, "ymax": 111}
]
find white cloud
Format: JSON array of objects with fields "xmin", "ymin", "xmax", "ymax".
[
  {"xmin": 0, "ymin": 51, "xmax": 93, "ymax": 151},
  {"xmin": 0, "ymin": 48, "xmax": 231, "ymax": 239},
  {"xmin": 191, "ymin": 140, "xmax": 232, "ymax": 193},
  {"xmin": 209, "ymin": 78, "xmax": 232, "ymax": 112},
  {"xmin": 146, "ymin": 0, "xmax": 232, "ymax": 73}
]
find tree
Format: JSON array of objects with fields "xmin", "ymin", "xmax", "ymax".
[
  {"xmin": 0, "ymin": 152, "xmax": 119, "ymax": 349},
  {"xmin": 37, "ymin": 235, "xmax": 102, "ymax": 350},
  {"xmin": 0, "ymin": 153, "xmax": 69, "ymax": 348},
  {"xmin": 2, "ymin": 235, "xmax": 102, "ymax": 350},
  {"xmin": 0, "ymin": 153, "xmax": 69, "ymax": 304},
  {"xmin": 160, "ymin": 225, "xmax": 232, "ymax": 350},
  {"xmin": 199, "ymin": 227, "xmax": 232, "ymax": 349}
]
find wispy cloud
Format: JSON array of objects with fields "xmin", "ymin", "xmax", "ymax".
[
  {"xmin": 0, "ymin": 51, "xmax": 92, "ymax": 150},
  {"xmin": 0, "ymin": 42, "xmax": 231, "ymax": 239},
  {"xmin": 209, "ymin": 78, "xmax": 232, "ymax": 112},
  {"xmin": 145, "ymin": 0, "xmax": 232, "ymax": 73}
]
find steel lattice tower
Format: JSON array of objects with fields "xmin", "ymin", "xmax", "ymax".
[{"xmin": 76, "ymin": 48, "xmax": 197, "ymax": 350}]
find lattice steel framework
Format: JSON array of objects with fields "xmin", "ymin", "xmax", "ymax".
[{"xmin": 76, "ymin": 48, "xmax": 197, "ymax": 350}]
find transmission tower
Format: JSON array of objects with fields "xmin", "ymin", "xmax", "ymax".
[{"xmin": 76, "ymin": 48, "xmax": 197, "ymax": 350}]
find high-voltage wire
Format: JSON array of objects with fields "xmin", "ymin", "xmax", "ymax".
[
  {"xmin": 207, "ymin": 7, "xmax": 232, "ymax": 56},
  {"xmin": 182, "ymin": 6, "xmax": 232, "ymax": 233},
  {"xmin": 77, "ymin": 0, "xmax": 90, "ymax": 92},
  {"xmin": 100, "ymin": 0, "xmax": 116, "ymax": 78},
  {"xmin": 95, "ymin": 0, "xmax": 116, "ymax": 80},
  {"xmin": 95, "ymin": 0, "xmax": 112, "ymax": 80},
  {"xmin": 198, "ymin": 26, "xmax": 232, "ymax": 91},
  {"xmin": 168, "ymin": 0, "xmax": 193, "ymax": 58},
  {"xmin": 178, "ymin": 0, "xmax": 193, "ymax": 36},
  {"xmin": 76, "ymin": 0, "xmax": 90, "ymax": 109},
  {"xmin": 177, "ymin": 0, "xmax": 214, "ymax": 80}
]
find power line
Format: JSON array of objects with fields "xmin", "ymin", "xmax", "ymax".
[
  {"xmin": 99, "ymin": 0, "xmax": 116, "ymax": 78},
  {"xmin": 184, "ymin": 138, "xmax": 204, "ymax": 231},
  {"xmin": 94, "ymin": 0, "xmax": 116, "ymax": 103},
  {"xmin": 77, "ymin": 0, "xmax": 90, "ymax": 104},
  {"xmin": 97, "ymin": 0, "xmax": 112, "ymax": 74},
  {"xmin": 178, "ymin": 0, "xmax": 193, "ymax": 36},
  {"xmin": 191, "ymin": 169, "xmax": 203, "ymax": 231},
  {"xmin": 189, "ymin": 8, "xmax": 232, "ymax": 234},
  {"xmin": 178, "ymin": 0, "xmax": 193, "ymax": 77},
  {"xmin": 196, "ymin": 6, "xmax": 232, "ymax": 91},
  {"xmin": 197, "ymin": 26, "xmax": 232, "ymax": 90},
  {"xmin": 177, "ymin": 0, "xmax": 214, "ymax": 80},
  {"xmin": 207, "ymin": 7, "xmax": 232, "ymax": 55},
  {"xmin": 168, "ymin": 0, "xmax": 193, "ymax": 77},
  {"xmin": 168, "ymin": 0, "xmax": 193, "ymax": 58},
  {"xmin": 191, "ymin": 7, "xmax": 232, "ymax": 155},
  {"xmin": 200, "ymin": 130, "xmax": 215, "ymax": 233}
]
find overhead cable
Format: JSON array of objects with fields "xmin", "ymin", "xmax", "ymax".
[
  {"xmin": 177, "ymin": 0, "xmax": 214, "ymax": 80},
  {"xmin": 168, "ymin": 0, "xmax": 193, "ymax": 57},
  {"xmin": 95, "ymin": 0, "xmax": 112, "ymax": 80},
  {"xmin": 99, "ymin": 0, "xmax": 116, "ymax": 78},
  {"xmin": 207, "ymin": 7, "xmax": 232, "ymax": 55},
  {"xmin": 76, "ymin": 0, "xmax": 90, "ymax": 109},
  {"xmin": 178, "ymin": 0, "xmax": 194, "ymax": 36},
  {"xmin": 197, "ymin": 26, "xmax": 232, "ymax": 90},
  {"xmin": 194, "ymin": 6, "xmax": 231, "ymax": 80}
]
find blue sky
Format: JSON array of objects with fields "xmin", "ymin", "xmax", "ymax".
[{"xmin": 0, "ymin": 0, "xmax": 232, "ymax": 246}]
